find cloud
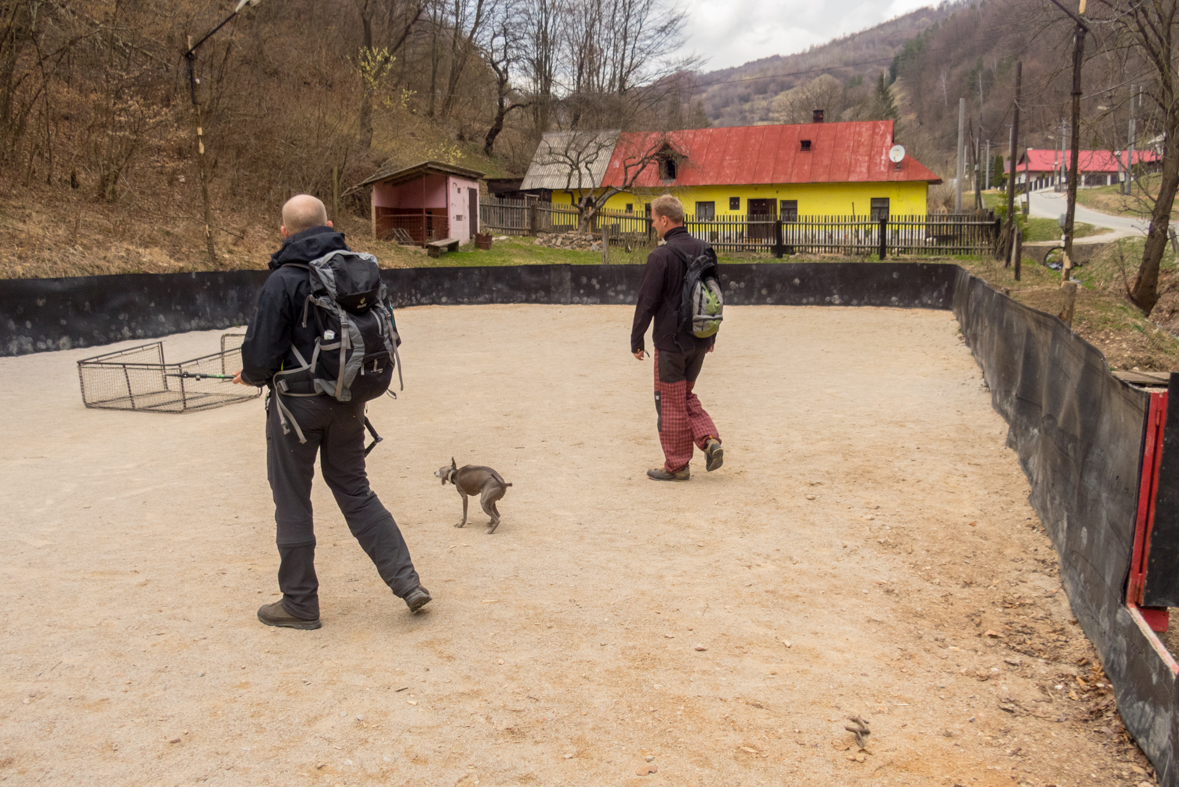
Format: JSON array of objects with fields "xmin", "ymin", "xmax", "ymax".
[{"xmin": 679, "ymin": 0, "xmax": 936, "ymax": 72}]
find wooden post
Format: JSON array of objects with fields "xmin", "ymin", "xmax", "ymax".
[
  {"xmin": 956, "ymin": 97, "xmax": 966, "ymax": 213},
  {"xmin": 774, "ymin": 218, "xmax": 784, "ymax": 259},
  {"xmin": 1013, "ymin": 232, "xmax": 1022, "ymax": 281},
  {"xmin": 1059, "ymin": 280, "xmax": 1079, "ymax": 326},
  {"xmin": 1001, "ymin": 61, "xmax": 1022, "ymax": 263},
  {"xmin": 878, "ymin": 217, "xmax": 887, "ymax": 260},
  {"xmin": 1063, "ymin": 21, "xmax": 1087, "ymax": 267},
  {"xmin": 186, "ymin": 39, "xmax": 216, "ymax": 266},
  {"xmin": 528, "ymin": 203, "xmax": 538, "ymax": 235},
  {"xmin": 601, "ymin": 225, "xmax": 609, "ymax": 265}
]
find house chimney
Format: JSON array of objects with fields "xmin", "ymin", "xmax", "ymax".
[{"xmin": 813, "ymin": 109, "xmax": 825, "ymax": 123}]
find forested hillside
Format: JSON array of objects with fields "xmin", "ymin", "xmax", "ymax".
[
  {"xmin": 1, "ymin": 0, "xmax": 1176, "ymax": 283},
  {"xmin": 697, "ymin": 3, "xmax": 960, "ymax": 128},
  {"xmin": 0, "ymin": 0, "xmax": 701, "ymax": 276},
  {"xmin": 694, "ymin": 0, "xmax": 1155, "ymax": 184}
]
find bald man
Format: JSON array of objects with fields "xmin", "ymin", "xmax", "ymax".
[{"xmin": 236, "ymin": 195, "xmax": 430, "ymax": 630}]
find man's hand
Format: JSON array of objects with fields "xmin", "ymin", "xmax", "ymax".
[
  {"xmin": 232, "ymin": 369, "xmax": 248, "ymax": 386},
  {"xmin": 633, "ymin": 350, "xmax": 646, "ymax": 360},
  {"xmin": 707, "ymin": 343, "xmax": 715, "ymax": 354}
]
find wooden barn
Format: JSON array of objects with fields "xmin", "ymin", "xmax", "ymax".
[{"xmin": 360, "ymin": 161, "xmax": 485, "ymax": 246}]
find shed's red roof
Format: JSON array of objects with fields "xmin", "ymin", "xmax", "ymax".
[
  {"xmin": 599, "ymin": 121, "xmax": 942, "ymax": 188},
  {"xmin": 1014, "ymin": 148, "xmax": 1160, "ymax": 174}
]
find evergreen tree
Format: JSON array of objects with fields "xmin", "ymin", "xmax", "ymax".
[{"xmin": 874, "ymin": 73, "xmax": 898, "ymax": 122}]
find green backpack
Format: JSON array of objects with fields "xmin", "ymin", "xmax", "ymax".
[{"xmin": 671, "ymin": 242, "xmax": 724, "ymax": 338}]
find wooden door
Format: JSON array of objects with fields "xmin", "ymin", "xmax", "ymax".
[
  {"xmin": 468, "ymin": 188, "xmax": 478, "ymax": 238},
  {"xmin": 747, "ymin": 198, "xmax": 776, "ymax": 242}
]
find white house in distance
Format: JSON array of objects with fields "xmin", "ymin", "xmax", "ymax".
[{"xmin": 360, "ymin": 161, "xmax": 485, "ymax": 246}]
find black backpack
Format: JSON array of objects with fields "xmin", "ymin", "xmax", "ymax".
[
  {"xmin": 272, "ymin": 250, "xmax": 401, "ymax": 443},
  {"xmin": 669, "ymin": 241, "xmax": 724, "ymax": 340}
]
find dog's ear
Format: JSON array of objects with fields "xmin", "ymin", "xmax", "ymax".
[{"xmin": 451, "ymin": 457, "xmax": 456, "ymax": 469}]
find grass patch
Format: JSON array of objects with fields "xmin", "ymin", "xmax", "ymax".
[
  {"xmin": 981, "ymin": 190, "xmax": 1104, "ymax": 242},
  {"xmin": 955, "ymin": 237, "xmax": 1179, "ymax": 371},
  {"xmin": 1073, "ymin": 175, "xmax": 1177, "ymax": 220}
]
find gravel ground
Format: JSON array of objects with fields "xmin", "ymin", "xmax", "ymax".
[{"xmin": 0, "ymin": 304, "xmax": 1159, "ymax": 786}]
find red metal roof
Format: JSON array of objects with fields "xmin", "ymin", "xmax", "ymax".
[
  {"xmin": 599, "ymin": 121, "xmax": 942, "ymax": 188},
  {"xmin": 1014, "ymin": 148, "xmax": 1160, "ymax": 174}
]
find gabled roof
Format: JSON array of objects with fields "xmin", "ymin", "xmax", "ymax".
[
  {"xmin": 1014, "ymin": 148, "xmax": 1160, "ymax": 174},
  {"xmin": 359, "ymin": 160, "xmax": 485, "ymax": 188},
  {"xmin": 598, "ymin": 121, "xmax": 941, "ymax": 188},
  {"xmin": 521, "ymin": 130, "xmax": 621, "ymax": 190}
]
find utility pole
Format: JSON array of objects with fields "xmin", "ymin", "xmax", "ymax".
[
  {"xmin": 1126, "ymin": 83, "xmax": 1137, "ymax": 196},
  {"xmin": 183, "ymin": 0, "xmax": 264, "ymax": 266},
  {"xmin": 974, "ymin": 134, "xmax": 983, "ymax": 210},
  {"xmin": 956, "ymin": 97, "xmax": 966, "ymax": 213},
  {"xmin": 1001, "ymin": 62, "xmax": 1021, "ymax": 264},
  {"xmin": 1047, "ymin": 0, "xmax": 1089, "ymax": 277},
  {"xmin": 985, "ymin": 139, "xmax": 991, "ymax": 191},
  {"xmin": 1060, "ymin": 118, "xmax": 1067, "ymax": 189}
]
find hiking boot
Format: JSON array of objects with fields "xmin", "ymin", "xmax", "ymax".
[
  {"xmin": 647, "ymin": 466, "xmax": 690, "ymax": 481},
  {"xmin": 404, "ymin": 586, "xmax": 432, "ymax": 613},
  {"xmin": 704, "ymin": 438, "xmax": 724, "ymax": 472},
  {"xmin": 257, "ymin": 601, "xmax": 321, "ymax": 630}
]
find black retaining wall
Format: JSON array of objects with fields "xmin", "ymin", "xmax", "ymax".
[
  {"xmin": 2, "ymin": 261, "xmax": 1176, "ymax": 782},
  {"xmin": 951, "ymin": 270, "xmax": 1178, "ymax": 785},
  {"xmin": 0, "ymin": 262, "xmax": 957, "ymax": 356}
]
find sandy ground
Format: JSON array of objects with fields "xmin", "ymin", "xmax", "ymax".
[{"xmin": 0, "ymin": 304, "xmax": 1160, "ymax": 786}]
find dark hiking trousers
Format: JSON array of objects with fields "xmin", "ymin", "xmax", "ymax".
[{"xmin": 265, "ymin": 394, "xmax": 420, "ymax": 620}]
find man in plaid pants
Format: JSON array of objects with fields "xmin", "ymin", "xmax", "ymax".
[{"xmin": 631, "ymin": 194, "xmax": 723, "ymax": 481}]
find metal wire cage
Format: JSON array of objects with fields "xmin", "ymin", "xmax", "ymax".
[{"xmin": 77, "ymin": 333, "xmax": 260, "ymax": 413}]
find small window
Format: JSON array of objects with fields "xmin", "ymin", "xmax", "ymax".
[
  {"xmin": 870, "ymin": 198, "xmax": 890, "ymax": 221},
  {"xmin": 625, "ymin": 203, "xmax": 633, "ymax": 213},
  {"xmin": 696, "ymin": 201, "xmax": 715, "ymax": 220},
  {"xmin": 661, "ymin": 158, "xmax": 677, "ymax": 180},
  {"xmin": 729, "ymin": 197, "xmax": 740, "ymax": 210},
  {"xmin": 644, "ymin": 203, "xmax": 652, "ymax": 216},
  {"xmin": 780, "ymin": 200, "xmax": 798, "ymax": 222},
  {"xmin": 800, "ymin": 139, "xmax": 812, "ymax": 152}
]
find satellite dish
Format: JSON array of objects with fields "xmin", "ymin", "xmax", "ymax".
[{"xmin": 889, "ymin": 145, "xmax": 906, "ymax": 163}]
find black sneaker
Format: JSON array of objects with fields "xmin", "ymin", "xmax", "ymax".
[
  {"xmin": 647, "ymin": 466, "xmax": 690, "ymax": 481},
  {"xmin": 405, "ymin": 586, "xmax": 432, "ymax": 613},
  {"xmin": 704, "ymin": 438, "xmax": 724, "ymax": 472},
  {"xmin": 257, "ymin": 601, "xmax": 322, "ymax": 630}
]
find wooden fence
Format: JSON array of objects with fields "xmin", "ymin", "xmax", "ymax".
[{"xmin": 479, "ymin": 199, "xmax": 998, "ymax": 257}]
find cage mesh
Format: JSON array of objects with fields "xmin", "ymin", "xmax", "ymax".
[{"xmin": 77, "ymin": 334, "xmax": 260, "ymax": 413}]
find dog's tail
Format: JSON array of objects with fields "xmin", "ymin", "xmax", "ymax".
[{"xmin": 504, "ymin": 482, "xmax": 513, "ymax": 487}]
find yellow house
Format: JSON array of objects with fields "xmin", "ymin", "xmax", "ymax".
[{"xmin": 521, "ymin": 121, "xmax": 942, "ymax": 221}]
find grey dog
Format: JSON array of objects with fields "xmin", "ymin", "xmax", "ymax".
[{"xmin": 434, "ymin": 458, "xmax": 512, "ymax": 534}]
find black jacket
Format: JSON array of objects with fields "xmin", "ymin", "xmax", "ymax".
[
  {"xmin": 239, "ymin": 226, "xmax": 350, "ymax": 387},
  {"xmin": 630, "ymin": 226, "xmax": 714, "ymax": 354}
]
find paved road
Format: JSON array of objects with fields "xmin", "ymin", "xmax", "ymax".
[{"xmin": 1027, "ymin": 189, "xmax": 1149, "ymax": 236}]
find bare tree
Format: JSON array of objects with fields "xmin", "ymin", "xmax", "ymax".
[
  {"xmin": 555, "ymin": 0, "xmax": 693, "ymax": 130},
  {"xmin": 520, "ymin": 0, "xmax": 559, "ymax": 134},
  {"xmin": 437, "ymin": 0, "xmax": 492, "ymax": 118},
  {"xmin": 537, "ymin": 129, "xmax": 671, "ymax": 230},
  {"xmin": 354, "ymin": 0, "xmax": 423, "ymax": 151},
  {"xmin": 1098, "ymin": 0, "xmax": 1178, "ymax": 314},
  {"xmin": 482, "ymin": 12, "xmax": 530, "ymax": 156}
]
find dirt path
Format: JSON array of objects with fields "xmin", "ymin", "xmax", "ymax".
[{"xmin": 0, "ymin": 305, "xmax": 1158, "ymax": 786}]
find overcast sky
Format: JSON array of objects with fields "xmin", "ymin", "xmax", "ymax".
[{"xmin": 679, "ymin": 0, "xmax": 938, "ymax": 73}]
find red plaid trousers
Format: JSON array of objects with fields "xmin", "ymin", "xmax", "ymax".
[{"xmin": 653, "ymin": 349, "xmax": 719, "ymax": 472}]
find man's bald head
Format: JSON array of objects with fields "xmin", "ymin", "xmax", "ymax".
[{"xmin": 281, "ymin": 194, "xmax": 329, "ymax": 236}]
